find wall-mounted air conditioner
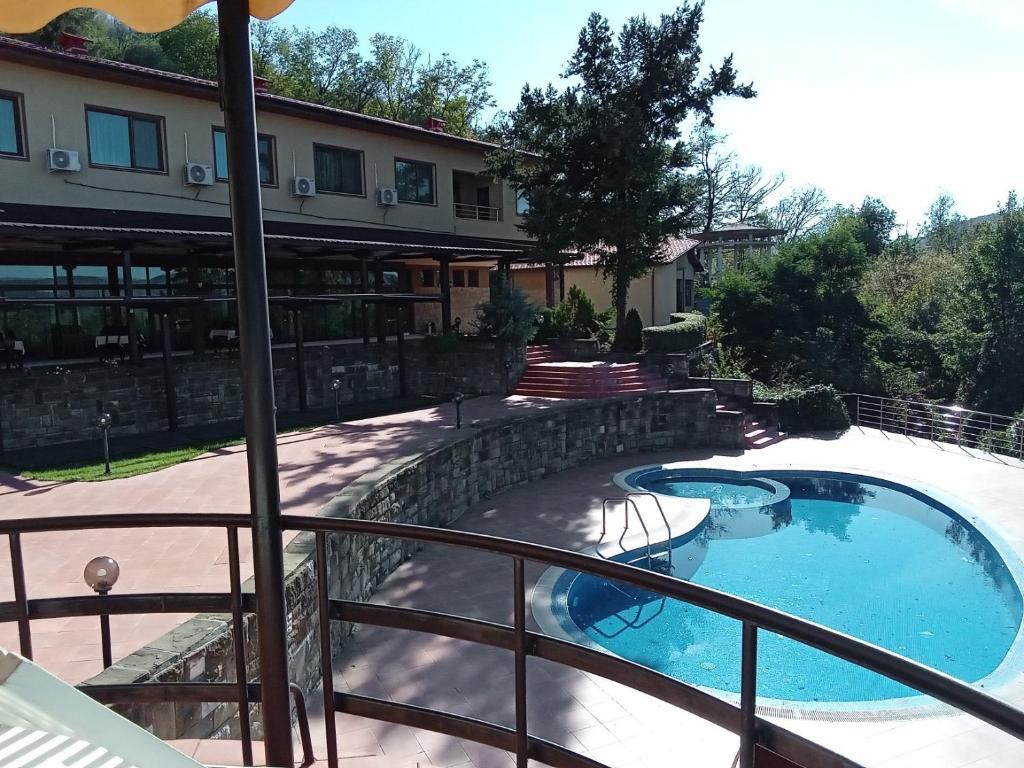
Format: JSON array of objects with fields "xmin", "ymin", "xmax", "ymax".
[
  {"xmin": 184, "ymin": 163, "xmax": 215, "ymax": 186},
  {"xmin": 291, "ymin": 176, "xmax": 316, "ymax": 197},
  {"xmin": 376, "ymin": 187, "xmax": 398, "ymax": 206},
  {"xmin": 47, "ymin": 148, "xmax": 81, "ymax": 172}
]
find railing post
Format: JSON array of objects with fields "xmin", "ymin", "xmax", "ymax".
[
  {"xmin": 98, "ymin": 591, "xmax": 113, "ymax": 669},
  {"xmin": 739, "ymin": 621, "xmax": 758, "ymax": 768},
  {"xmin": 9, "ymin": 533, "xmax": 32, "ymax": 659},
  {"xmin": 227, "ymin": 527, "xmax": 254, "ymax": 767},
  {"xmin": 854, "ymin": 394, "xmax": 859, "ymax": 427},
  {"xmin": 513, "ymin": 557, "xmax": 529, "ymax": 768},
  {"xmin": 316, "ymin": 532, "xmax": 339, "ymax": 768}
]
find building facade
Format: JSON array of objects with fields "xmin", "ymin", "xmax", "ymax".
[{"xmin": 0, "ymin": 35, "xmax": 534, "ymax": 361}]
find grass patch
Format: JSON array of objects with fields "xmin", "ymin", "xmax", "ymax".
[{"xmin": 14, "ymin": 439, "xmax": 242, "ymax": 482}]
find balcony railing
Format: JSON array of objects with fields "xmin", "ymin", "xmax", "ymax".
[
  {"xmin": 2, "ymin": 512, "xmax": 1024, "ymax": 768},
  {"xmin": 454, "ymin": 202, "xmax": 502, "ymax": 221},
  {"xmin": 848, "ymin": 393, "xmax": 1024, "ymax": 461}
]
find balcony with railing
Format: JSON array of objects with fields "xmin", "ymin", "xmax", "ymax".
[
  {"xmin": 453, "ymin": 170, "xmax": 502, "ymax": 224},
  {"xmin": 453, "ymin": 201, "xmax": 503, "ymax": 221}
]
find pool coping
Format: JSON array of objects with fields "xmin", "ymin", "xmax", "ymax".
[{"xmin": 531, "ymin": 462, "xmax": 1024, "ymax": 723}]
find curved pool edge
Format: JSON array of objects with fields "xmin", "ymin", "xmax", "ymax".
[{"xmin": 531, "ymin": 463, "xmax": 1024, "ymax": 722}]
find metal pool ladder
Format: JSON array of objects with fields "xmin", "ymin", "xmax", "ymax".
[{"xmin": 601, "ymin": 493, "xmax": 673, "ymax": 570}]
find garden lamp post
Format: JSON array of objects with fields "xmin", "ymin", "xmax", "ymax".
[
  {"xmin": 97, "ymin": 412, "xmax": 112, "ymax": 474},
  {"xmin": 330, "ymin": 378, "xmax": 342, "ymax": 420},
  {"xmin": 504, "ymin": 358, "xmax": 513, "ymax": 395},
  {"xmin": 84, "ymin": 555, "xmax": 120, "ymax": 669},
  {"xmin": 0, "ymin": 3, "xmax": 300, "ymax": 764},
  {"xmin": 453, "ymin": 392, "xmax": 464, "ymax": 430},
  {"xmin": 665, "ymin": 363, "xmax": 675, "ymax": 393}
]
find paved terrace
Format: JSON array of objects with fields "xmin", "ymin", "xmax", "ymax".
[{"xmin": 3, "ymin": 397, "xmax": 1024, "ymax": 767}]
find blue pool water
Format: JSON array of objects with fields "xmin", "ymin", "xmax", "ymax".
[{"xmin": 560, "ymin": 471, "xmax": 1023, "ymax": 704}]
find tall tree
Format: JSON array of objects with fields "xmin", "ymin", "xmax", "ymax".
[
  {"xmin": 489, "ymin": 4, "xmax": 754, "ymax": 342},
  {"xmin": 854, "ymin": 196, "xmax": 898, "ymax": 257},
  {"xmin": 725, "ymin": 164, "xmax": 784, "ymax": 222},
  {"xmin": 769, "ymin": 185, "xmax": 829, "ymax": 241},
  {"xmin": 922, "ymin": 193, "xmax": 966, "ymax": 254},
  {"xmin": 692, "ymin": 124, "xmax": 734, "ymax": 231}
]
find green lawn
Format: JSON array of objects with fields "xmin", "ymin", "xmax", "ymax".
[{"xmin": 13, "ymin": 439, "xmax": 242, "ymax": 482}]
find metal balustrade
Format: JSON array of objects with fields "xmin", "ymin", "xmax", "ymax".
[
  {"xmin": 848, "ymin": 393, "xmax": 1024, "ymax": 460},
  {"xmin": 1, "ymin": 512, "xmax": 1023, "ymax": 768},
  {"xmin": 454, "ymin": 202, "xmax": 502, "ymax": 221}
]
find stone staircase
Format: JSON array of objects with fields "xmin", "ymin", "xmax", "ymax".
[
  {"xmin": 513, "ymin": 345, "xmax": 667, "ymax": 399},
  {"xmin": 717, "ymin": 400, "xmax": 786, "ymax": 449}
]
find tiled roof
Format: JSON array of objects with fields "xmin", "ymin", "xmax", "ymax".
[{"xmin": 510, "ymin": 236, "xmax": 701, "ymax": 270}]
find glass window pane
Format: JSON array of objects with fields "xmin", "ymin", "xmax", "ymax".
[
  {"xmin": 258, "ymin": 137, "xmax": 275, "ymax": 185},
  {"xmin": 516, "ymin": 190, "xmax": 530, "ymax": 216},
  {"xmin": 0, "ymin": 96, "xmax": 19, "ymax": 156},
  {"xmin": 468, "ymin": 269, "xmax": 480, "ymax": 288},
  {"xmin": 340, "ymin": 151, "xmax": 361, "ymax": 194},
  {"xmin": 88, "ymin": 111, "xmax": 131, "ymax": 167},
  {"xmin": 315, "ymin": 146, "xmax": 361, "ymax": 194},
  {"xmin": 396, "ymin": 160, "xmax": 434, "ymax": 204},
  {"xmin": 131, "ymin": 118, "xmax": 161, "ymax": 170},
  {"xmin": 213, "ymin": 129, "xmax": 228, "ymax": 179}
]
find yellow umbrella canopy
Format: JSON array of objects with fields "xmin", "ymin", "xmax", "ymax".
[{"xmin": 0, "ymin": 0, "xmax": 294, "ymax": 33}]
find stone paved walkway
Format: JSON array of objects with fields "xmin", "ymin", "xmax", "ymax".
[{"xmin": 0, "ymin": 395, "xmax": 562, "ymax": 683}]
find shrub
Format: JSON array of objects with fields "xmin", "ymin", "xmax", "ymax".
[
  {"xmin": 550, "ymin": 285, "xmax": 598, "ymax": 338},
  {"xmin": 767, "ymin": 384, "xmax": 850, "ymax": 433},
  {"xmin": 642, "ymin": 313, "xmax": 707, "ymax": 353},
  {"xmin": 474, "ymin": 284, "xmax": 541, "ymax": 345},
  {"xmin": 619, "ymin": 308, "xmax": 644, "ymax": 352},
  {"xmin": 669, "ymin": 311, "xmax": 707, "ymax": 325}
]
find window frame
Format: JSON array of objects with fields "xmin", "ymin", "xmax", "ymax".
[
  {"xmin": 467, "ymin": 269, "xmax": 480, "ymax": 288},
  {"xmin": 420, "ymin": 269, "xmax": 436, "ymax": 288},
  {"xmin": 212, "ymin": 126, "xmax": 279, "ymax": 187},
  {"xmin": 452, "ymin": 268, "xmax": 465, "ymax": 288},
  {"xmin": 394, "ymin": 157, "xmax": 437, "ymax": 206},
  {"xmin": 0, "ymin": 90, "xmax": 28, "ymax": 161},
  {"xmin": 313, "ymin": 142, "xmax": 366, "ymax": 198},
  {"xmin": 85, "ymin": 105, "xmax": 167, "ymax": 174},
  {"xmin": 515, "ymin": 189, "xmax": 530, "ymax": 216}
]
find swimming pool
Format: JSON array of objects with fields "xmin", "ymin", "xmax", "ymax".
[{"xmin": 542, "ymin": 468, "xmax": 1024, "ymax": 709}]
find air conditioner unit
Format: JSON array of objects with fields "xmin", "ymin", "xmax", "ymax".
[
  {"xmin": 184, "ymin": 163, "xmax": 215, "ymax": 186},
  {"xmin": 376, "ymin": 187, "xmax": 398, "ymax": 206},
  {"xmin": 290, "ymin": 176, "xmax": 316, "ymax": 197},
  {"xmin": 47, "ymin": 148, "xmax": 81, "ymax": 172}
]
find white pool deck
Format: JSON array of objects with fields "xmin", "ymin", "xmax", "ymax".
[{"xmin": 318, "ymin": 426, "xmax": 1024, "ymax": 768}]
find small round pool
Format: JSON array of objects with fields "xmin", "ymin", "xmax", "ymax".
[{"xmin": 544, "ymin": 468, "xmax": 1024, "ymax": 711}]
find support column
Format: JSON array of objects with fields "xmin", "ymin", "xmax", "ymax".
[
  {"xmin": 216, "ymin": 3, "xmax": 293, "ymax": 765},
  {"xmin": 360, "ymin": 256, "xmax": 370, "ymax": 345},
  {"xmin": 396, "ymin": 302, "xmax": 408, "ymax": 397},
  {"xmin": 65, "ymin": 265, "xmax": 80, "ymax": 327},
  {"xmin": 375, "ymin": 263, "xmax": 386, "ymax": 344},
  {"xmin": 294, "ymin": 309, "xmax": 307, "ymax": 413},
  {"xmin": 187, "ymin": 258, "xmax": 206, "ymax": 354},
  {"xmin": 439, "ymin": 255, "xmax": 452, "ymax": 334},
  {"xmin": 161, "ymin": 312, "xmax": 178, "ymax": 431},
  {"xmin": 122, "ymin": 249, "xmax": 139, "ymax": 362},
  {"xmin": 559, "ymin": 262, "xmax": 566, "ymax": 302},
  {"xmin": 544, "ymin": 263, "xmax": 556, "ymax": 308}
]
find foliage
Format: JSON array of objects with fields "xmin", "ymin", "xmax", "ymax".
[
  {"xmin": 533, "ymin": 306, "xmax": 556, "ymax": 342},
  {"xmin": 473, "ymin": 283, "xmax": 541, "ymax": 345},
  {"xmin": 619, "ymin": 308, "xmax": 644, "ymax": 352},
  {"xmin": 17, "ymin": 11, "xmax": 494, "ymax": 138},
  {"xmin": 642, "ymin": 313, "xmax": 707, "ymax": 353},
  {"xmin": 669, "ymin": 311, "xmax": 706, "ymax": 325},
  {"xmin": 550, "ymin": 285, "xmax": 598, "ymax": 338},
  {"xmin": 761, "ymin": 384, "xmax": 850, "ymax": 433},
  {"xmin": 710, "ymin": 218, "xmax": 879, "ymax": 392},
  {"xmin": 488, "ymin": 4, "xmax": 754, "ymax": 343}
]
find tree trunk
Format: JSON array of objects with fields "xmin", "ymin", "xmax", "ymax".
[{"xmin": 612, "ymin": 261, "xmax": 630, "ymax": 350}]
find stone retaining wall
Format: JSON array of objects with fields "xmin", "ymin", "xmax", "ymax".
[
  {"xmin": 0, "ymin": 338, "xmax": 524, "ymax": 453},
  {"xmin": 88, "ymin": 389, "xmax": 743, "ymax": 740}
]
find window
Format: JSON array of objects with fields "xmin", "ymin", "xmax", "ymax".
[
  {"xmin": 314, "ymin": 144, "xmax": 363, "ymax": 195},
  {"xmin": 468, "ymin": 269, "xmax": 480, "ymax": 288},
  {"xmin": 516, "ymin": 189, "xmax": 530, "ymax": 216},
  {"xmin": 0, "ymin": 92, "xmax": 26, "ymax": 159},
  {"xmin": 452, "ymin": 269, "xmax": 465, "ymax": 288},
  {"xmin": 86, "ymin": 107, "xmax": 164, "ymax": 171},
  {"xmin": 420, "ymin": 269, "xmax": 436, "ymax": 288},
  {"xmin": 214, "ymin": 128, "xmax": 277, "ymax": 185},
  {"xmin": 395, "ymin": 158, "xmax": 435, "ymax": 204}
]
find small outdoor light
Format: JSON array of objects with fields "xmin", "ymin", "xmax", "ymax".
[
  {"xmin": 330, "ymin": 378, "xmax": 342, "ymax": 420},
  {"xmin": 84, "ymin": 555, "xmax": 120, "ymax": 669},
  {"xmin": 97, "ymin": 412, "xmax": 113, "ymax": 474},
  {"xmin": 503, "ymin": 358, "xmax": 513, "ymax": 395},
  {"xmin": 453, "ymin": 317, "xmax": 462, "ymax": 335},
  {"xmin": 453, "ymin": 392, "xmax": 464, "ymax": 430},
  {"xmin": 665, "ymin": 363, "xmax": 675, "ymax": 393}
]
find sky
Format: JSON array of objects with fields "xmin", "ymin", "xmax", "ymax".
[{"xmin": 275, "ymin": 0, "xmax": 1024, "ymax": 225}]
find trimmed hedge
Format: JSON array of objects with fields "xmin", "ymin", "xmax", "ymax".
[
  {"xmin": 642, "ymin": 312, "xmax": 707, "ymax": 353},
  {"xmin": 772, "ymin": 384, "xmax": 850, "ymax": 432}
]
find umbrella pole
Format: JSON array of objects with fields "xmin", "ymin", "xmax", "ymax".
[{"xmin": 216, "ymin": 3, "xmax": 294, "ymax": 766}]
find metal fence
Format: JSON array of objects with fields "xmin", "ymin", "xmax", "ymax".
[
  {"xmin": 848, "ymin": 393, "xmax": 1024, "ymax": 460},
  {"xmin": 2, "ymin": 512, "xmax": 1024, "ymax": 768}
]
